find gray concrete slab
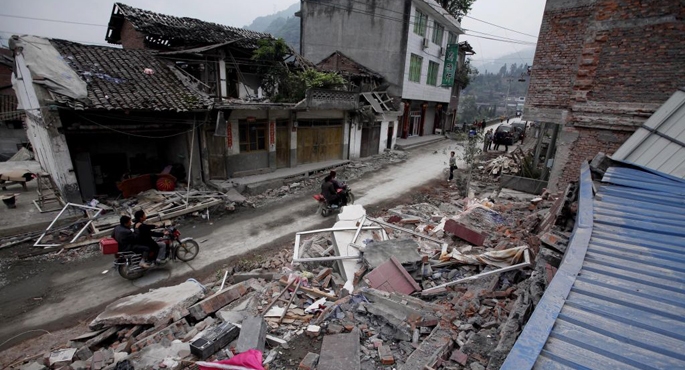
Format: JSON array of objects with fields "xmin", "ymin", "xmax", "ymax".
[{"xmin": 318, "ymin": 327, "xmax": 361, "ymax": 370}]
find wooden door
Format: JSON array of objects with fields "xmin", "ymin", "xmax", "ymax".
[
  {"xmin": 276, "ymin": 126, "xmax": 289, "ymax": 168},
  {"xmin": 204, "ymin": 129, "xmax": 227, "ymax": 179},
  {"xmin": 360, "ymin": 125, "xmax": 381, "ymax": 157},
  {"xmin": 297, "ymin": 125, "xmax": 343, "ymax": 164}
]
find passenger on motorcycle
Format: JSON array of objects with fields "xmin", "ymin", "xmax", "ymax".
[
  {"xmin": 112, "ymin": 215, "xmax": 152, "ymax": 268},
  {"xmin": 133, "ymin": 210, "xmax": 168, "ymax": 265},
  {"xmin": 329, "ymin": 170, "xmax": 347, "ymax": 192},
  {"xmin": 322, "ymin": 174, "xmax": 347, "ymax": 208}
]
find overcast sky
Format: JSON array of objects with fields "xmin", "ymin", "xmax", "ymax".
[{"xmin": 0, "ymin": 0, "xmax": 546, "ymax": 60}]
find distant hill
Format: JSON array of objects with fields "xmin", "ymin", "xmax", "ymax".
[
  {"xmin": 244, "ymin": 3, "xmax": 301, "ymax": 51},
  {"xmin": 471, "ymin": 47, "xmax": 536, "ymax": 74}
]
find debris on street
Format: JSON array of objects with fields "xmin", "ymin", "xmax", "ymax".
[{"xmin": 6, "ymin": 176, "xmax": 573, "ymax": 370}]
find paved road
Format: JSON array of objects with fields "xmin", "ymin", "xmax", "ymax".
[{"xmin": 0, "ymin": 138, "xmax": 470, "ymax": 349}]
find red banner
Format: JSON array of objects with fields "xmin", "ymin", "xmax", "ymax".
[
  {"xmin": 269, "ymin": 121, "xmax": 276, "ymax": 146},
  {"xmin": 226, "ymin": 122, "xmax": 232, "ymax": 149}
]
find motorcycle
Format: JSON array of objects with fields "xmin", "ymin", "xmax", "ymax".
[
  {"xmin": 103, "ymin": 225, "xmax": 200, "ymax": 280},
  {"xmin": 313, "ymin": 186, "xmax": 355, "ymax": 217}
]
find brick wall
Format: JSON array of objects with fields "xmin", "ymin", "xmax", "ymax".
[
  {"xmin": 552, "ymin": 126, "xmax": 632, "ymax": 190},
  {"xmin": 526, "ymin": 3, "xmax": 593, "ymax": 113},
  {"xmin": 527, "ymin": 0, "xmax": 685, "ymax": 191},
  {"xmin": 119, "ymin": 20, "xmax": 146, "ymax": 50}
]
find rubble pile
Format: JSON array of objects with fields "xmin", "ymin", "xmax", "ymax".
[
  {"xmin": 10, "ymin": 181, "xmax": 572, "ymax": 370},
  {"xmin": 245, "ymin": 150, "xmax": 408, "ymax": 207},
  {"xmin": 476, "ymin": 148, "xmax": 533, "ymax": 180}
]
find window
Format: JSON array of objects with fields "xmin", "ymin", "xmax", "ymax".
[
  {"xmin": 413, "ymin": 10, "xmax": 428, "ymax": 36},
  {"xmin": 239, "ymin": 121, "xmax": 266, "ymax": 152},
  {"xmin": 432, "ymin": 21, "xmax": 444, "ymax": 45},
  {"xmin": 427, "ymin": 61, "xmax": 440, "ymax": 86},
  {"xmin": 409, "ymin": 54, "xmax": 423, "ymax": 83},
  {"xmin": 447, "ymin": 31, "xmax": 457, "ymax": 45}
]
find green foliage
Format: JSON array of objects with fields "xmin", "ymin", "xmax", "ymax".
[
  {"xmin": 445, "ymin": 0, "xmax": 476, "ymax": 20},
  {"xmin": 456, "ymin": 58, "xmax": 478, "ymax": 90},
  {"xmin": 251, "ymin": 38, "xmax": 345, "ymax": 102}
]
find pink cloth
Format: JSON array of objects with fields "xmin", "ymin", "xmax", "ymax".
[{"xmin": 196, "ymin": 349, "xmax": 264, "ymax": 370}]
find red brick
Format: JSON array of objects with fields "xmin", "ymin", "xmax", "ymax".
[
  {"xmin": 444, "ymin": 220, "xmax": 486, "ymax": 246},
  {"xmin": 378, "ymin": 345, "xmax": 395, "ymax": 365},
  {"xmin": 450, "ymin": 349, "xmax": 468, "ymax": 366}
]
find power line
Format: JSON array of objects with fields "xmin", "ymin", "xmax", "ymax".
[
  {"xmin": 306, "ymin": 1, "xmax": 537, "ymax": 46},
  {"xmin": 463, "ymin": 33, "xmax": 535, "ymax": 46},
  {"xmin": 75, "ymin": 113, "xmax": 208, "ymax": 139},
  {"xmin": 0, "ymin": 13, "xmax": 106, "ymax": 27},
  {"xmin": 463, "ymin": 15, "xmax": 538, "ymax": 38}
]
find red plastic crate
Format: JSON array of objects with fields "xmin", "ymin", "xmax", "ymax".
[{"xmin": 100, "ymin": 238, "xmax": 119, "ymax": 254}]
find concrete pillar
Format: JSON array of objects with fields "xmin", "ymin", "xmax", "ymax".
[
  {"xmin": 12, "ymin": 53, "xmax": 80, "ymax": 202},
  {"xmin": 379, "ymin": 120, "xmax": 389, "ymax": 154},
  {"xmin": 218, "ymin": 52, "xmax": 228, "ymax": 98},
  {"xmin": 268, "ymin": 118, "xmax": 276, "ymax": 171},
  {"xmin": 348, "ymin": 119, "xmax": 362, "ymax": 160},
  {"xmin": 290, "ymin": 117, "xmax": 298, "ymax": 167}
]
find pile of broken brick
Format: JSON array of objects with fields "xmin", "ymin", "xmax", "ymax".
[{"xmin": 12, "ymin": 185, "xmax": 573, "ymax": 370}]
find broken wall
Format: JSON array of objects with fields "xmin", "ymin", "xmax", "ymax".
[{"xmin": 525, "ymin": 0, "xmax": 685, "ymax": 191}]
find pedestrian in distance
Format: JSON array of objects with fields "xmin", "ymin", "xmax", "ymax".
[
  {"xmin": 484, "ymin": 129, "xmax": 492, "ymax": 152},
  {"xmin": 487, "ymin": 129, "xmax": 493, "ymax": 150},
  {"xmin": 448, "ymin": 151, "xmax": 457, "ymax": 182}
]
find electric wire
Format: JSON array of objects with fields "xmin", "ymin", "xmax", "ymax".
[{"xmin": 74, "ymin": 113, "xmax": 209, "ymax": 139}]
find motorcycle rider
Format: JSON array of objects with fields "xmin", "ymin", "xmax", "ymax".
[
  {"xmin": 329, "ymin": 170, "xmax": 346, "ymax": 192},
  {"xmin": 133, "ymin": 210, "xmax": 167, "ymax": 264},
  {"xmin": 112, "ymin": 215, "xmax": 151, "ymax": 268},
  {"xmin": 322, "ymin": 174, "xmax": 346, "ymax": 208}
]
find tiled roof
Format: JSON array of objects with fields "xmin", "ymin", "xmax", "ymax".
[
  {"xmin": 110, "ymin": 3, "xmax": 271, "ymax": 49},
  {"xmin": 50, "ymin": 39, "xmax": 211, "ymax": 111},
  {"xmin": 316, "ymin": 51, "xmax": 384, "ymax": 80}
]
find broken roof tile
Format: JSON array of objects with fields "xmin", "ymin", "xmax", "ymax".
[
  {"xmin": 49, "ymin": 39, "xmax": 211, "ymax": 111},
  {"xmin": 109, "ymin": 3, "xmax": 272, "ymax": 49}
]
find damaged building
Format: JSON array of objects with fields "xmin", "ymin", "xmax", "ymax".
[
  {"xmin": 523, "ymin": 0, "xmax": 685, "ymax": 192},
  {"xmin": 300, "ymin": 0, "xmax": 465, "ymax": 138},
  {"xmin": 8, "ymin": 3, "xmax": 403, "ymax": 201},
  {"xmin": 10, "ymin": 36, "xmax": 211, "ymax": 202}
]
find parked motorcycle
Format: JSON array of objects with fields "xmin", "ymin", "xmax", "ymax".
[
  {"xmin": 313, "ymin": 187, "xmax": 355, "ymax": 217},
  {"xmin": 101, "ymin": 225, "xmax": 200, "ymax": 280}
]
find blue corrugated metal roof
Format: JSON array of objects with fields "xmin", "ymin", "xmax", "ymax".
[{"xmin": 502, "ymin": 162, "xmax": 685, "ymax": 370}]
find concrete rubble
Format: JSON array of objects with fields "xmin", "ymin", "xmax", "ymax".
[{"xmin": 9, "ymin": 165, "xmax": 573, "ymax": 370}]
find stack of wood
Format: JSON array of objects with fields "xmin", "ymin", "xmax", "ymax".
[{"xmin": 89, "ymin": 189, "xmax": 225, "ymax": 238}]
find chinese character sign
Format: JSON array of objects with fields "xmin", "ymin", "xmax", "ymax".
[{"xmin": 441, "ymin": 44, "xmax": 459, "ymax": 87}]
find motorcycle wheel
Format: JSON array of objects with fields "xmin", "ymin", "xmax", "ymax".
[
  {"xmin": 118, "ymin": 264, "xmax": 144, "ymax": 280},
  {"xmin": 321, "ymin": 208, "xmax": 330, "ymax": 217},
  {"xmin": 347, "ymin": 191, "xmax": 355, "ymax": 205},
  {"xmin": 177, "ymin": 240, "xmax": 199, "ymax": 262}
]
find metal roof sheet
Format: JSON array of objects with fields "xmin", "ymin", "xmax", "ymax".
[
  {"xmin": 502, "ymin": 162, "xmax": 685, "ymax": 370},
  {"xmin": 612, "ymin": 89, "xmax": 685, "ymax": 179}
]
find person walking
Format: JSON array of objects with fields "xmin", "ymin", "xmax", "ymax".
[
  {"xmin": 484, "ymin": 129, "xmax": 492, "ymax": 152},
  {"xmin": 448, "ymin": 151, "xmax": 457, "ymax": 182}
]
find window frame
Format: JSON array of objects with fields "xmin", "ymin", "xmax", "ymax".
[
  {"xmin": 427, "ymin": 61, "xmax": 440, "ymax": 86},
  {"xmin": 238, "ymin": 120, "xmax": 267, "ymax": 152},
  {"xmin": 409, "ymin": 54, "xmax": 423, "ymax": 83},
  {"xmin": 432, "ymin": 21, "xmax": 445, "ymax": 45},
  {"xmin": 413, "ymin": 10, "xmax": 428, "ymax": 36},
  {"xmin": 447, "ymin": 31, "xmax": 457, "ymax": 45}
]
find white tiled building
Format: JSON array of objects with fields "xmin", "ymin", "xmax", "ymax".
[{"xmin": 301, "ymin": 0, "xmax": 464, "ymax": 138}]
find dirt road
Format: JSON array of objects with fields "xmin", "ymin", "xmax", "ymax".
[{"xmin": 0, "ymin": 138, "xmax": 480, "ymax": 349}]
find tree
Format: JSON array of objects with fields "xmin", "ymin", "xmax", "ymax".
[
  {"xmin": 252, "ymin": 38, "xmax": 345, "ymax": 102},
  {"xmin": 455, "ymin": 58, "xmax": 478, "ymax": 90},
  {"xmin": 444, "ymin": 0, "xmax": 477, "ymax": 20}
]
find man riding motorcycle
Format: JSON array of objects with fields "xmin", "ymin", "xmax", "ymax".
[
  {"xmin": 112, "ymin": 215, "xmax": 152, "ymax": 268},
  {"xmin": 133, "ymin": 210, "xmax": 167, "ymax": 265},
  {"xmin": 321, "ymin": 172, "xmax": 347, "ymax": 208}
]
